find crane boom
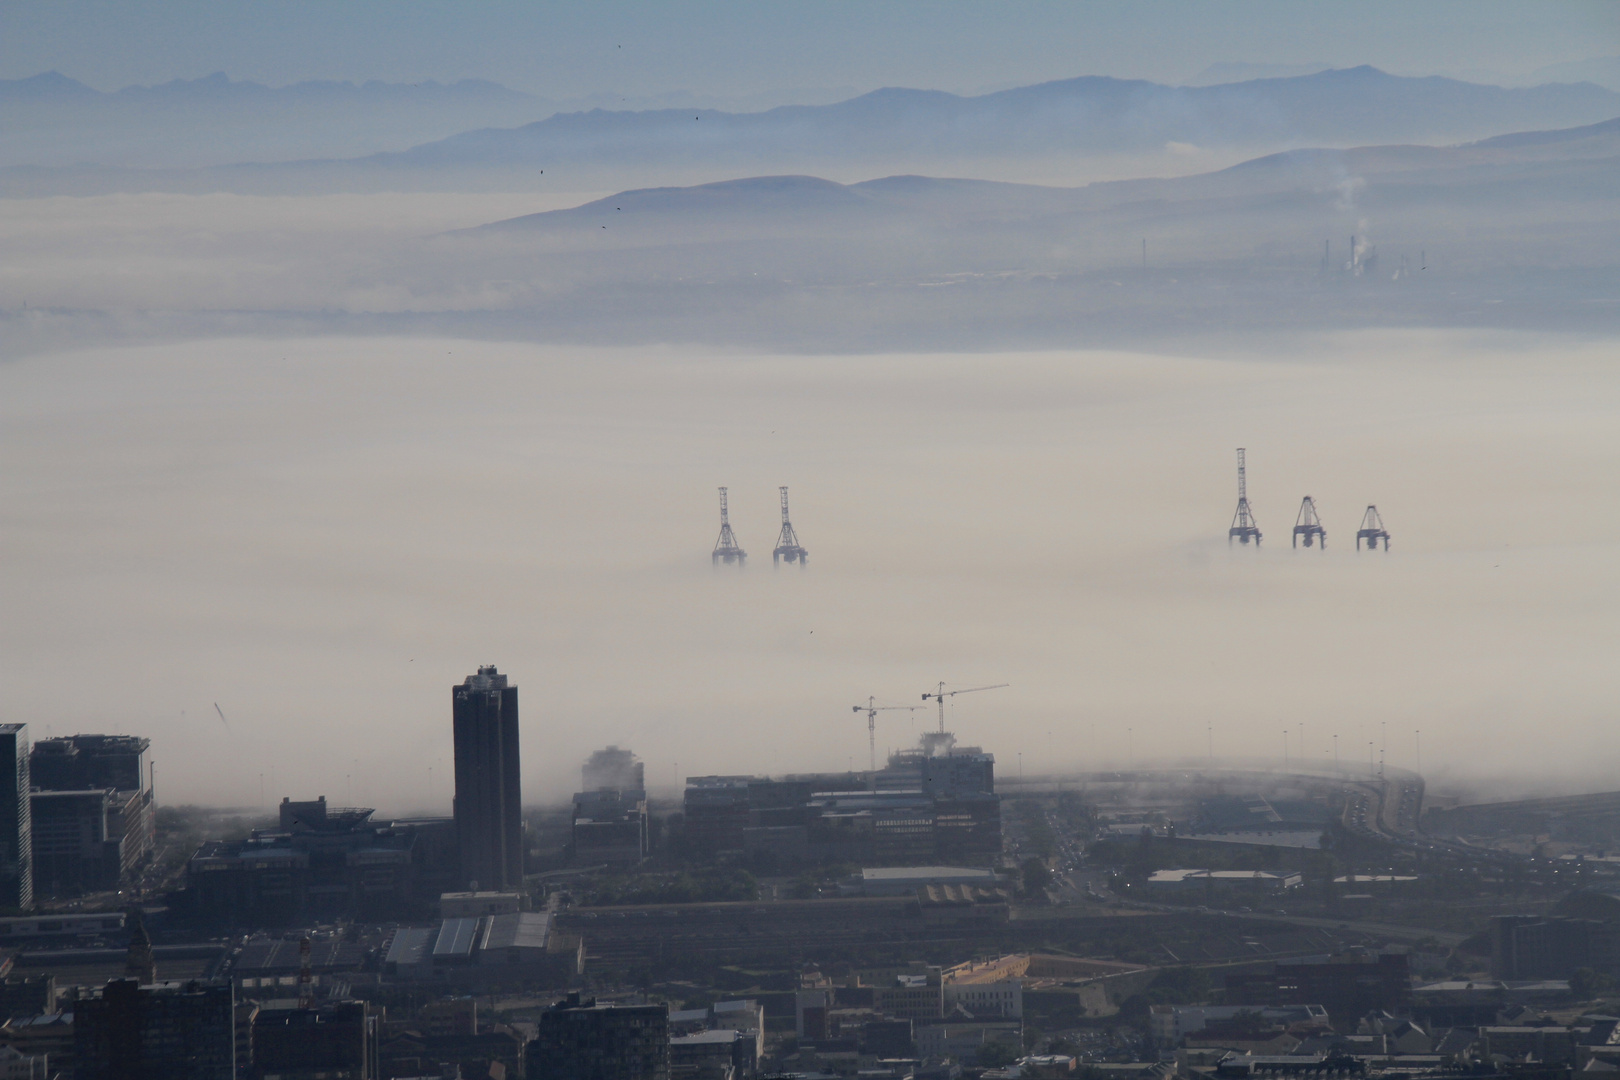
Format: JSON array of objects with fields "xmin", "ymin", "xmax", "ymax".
[{"xmin": 920, "ymin": 681, "xmax": 1009, "ymax": 733}]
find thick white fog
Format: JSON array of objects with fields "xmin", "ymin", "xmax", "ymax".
[{"xmin": 2, "ymin": 331, "xmax": 1616, "ymax": 812}]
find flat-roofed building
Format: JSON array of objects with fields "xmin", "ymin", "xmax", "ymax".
[
  {"xmin": 479, "ymin": 912, "xmax": 551, "ymax": 965},
  {"xmin": 873, "ymin": 970, "xmax": 944, "ymax": 1021},
  {"xmin": 30, "ymin": 735, "xmax": 155, "ymax": 897},
  {"xmin": 944, "ymin": 979, "xmax": 1022, "ymax": 1019},
  {"xmin": 440, "ymin": 890, "xmax": 521, "ymax": 918},
  {"xmin": 75, "ymin": 978, "xmax": 235, "ymax": 1080},
  {"xmin": 251, "ymin": 999, "xmax": 378, "ymax": 1079},
  {"xmin": 1143, "ymin": 869, "xmax": 1303, "ymax": 896},
  {"xmin": 859, "ymin": 866, "xmax": 1003, "ymax": 896},
  {"xmin": 529, "ymin": 994, "xmax": 668, "ymax": 1080}
]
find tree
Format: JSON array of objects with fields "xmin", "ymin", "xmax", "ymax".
[
  {"xmin": 1023, "ymin": 858, "xmax": 1053, "ymax": 894},
  {"xmin": 977, "ymin": 1039, "xmax": 1021, "ymax": 1068},
  {"xmin": 1571, "ymin": 968, "xmax": 1613, "ymax": 1001}
]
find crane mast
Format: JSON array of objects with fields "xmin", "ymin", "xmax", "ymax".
[
  {"xmin": 773, "ymin": 485, "xmax": 808, "ymax": 565},
  {"xmin": 1229, "ymin": 448, "xmax": 1262, "ymax": 545},
  {"xmin": 851, "ymin": 697, "xmax": 923, "ymax": 788},
  {"xmin": 712, "ymin": 487, "xmax": 746, "ymax": 566}
]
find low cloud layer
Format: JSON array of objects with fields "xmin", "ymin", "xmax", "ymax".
[{"xmin": 2, "ymin": 331, "xmax": 1616, "ymax": 812}]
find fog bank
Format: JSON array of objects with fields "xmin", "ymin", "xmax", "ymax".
[{"xmin": 2, "ymin": 332, "xmax": 1616, "ymax": 811}]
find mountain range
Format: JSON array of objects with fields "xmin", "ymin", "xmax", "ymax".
[
  {"xmin": 3, "ymin": 66, "xmax": 1618, "ymax": 195},
  {"xmin": 403, "ymin": 65, "xmax": 1620, "ymax": 165}
]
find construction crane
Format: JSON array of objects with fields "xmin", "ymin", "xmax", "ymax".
[
  {"xmin": 1293, "ymin": 496, "xmax": 1326, "ymax": 549},
  {"xmin": 921, "ymin": 682, "xmax": 1009, "ymax": 734},
  {"xmin": 1356, "ymin": 505, "xmax": 1390, "ymax": 551},
  {"xmin": 773, "ymin": 486, "xmax": 808, "ymax": 566},
  {"xmin": 850, "ymin": 697, "xmax": 924, "ymax": 785},
  {"xmin": 712, "ymin": 487, "xmax": 746, "ymax": 566},
  {"xmin": 1229, "ymin": 448, "xmax": 1262, "ymax": 546}
]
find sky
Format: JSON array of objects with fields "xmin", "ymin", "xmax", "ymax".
[{"xmin": 3, "ymin": 1, "xmax": 1616, "ymax": 98}]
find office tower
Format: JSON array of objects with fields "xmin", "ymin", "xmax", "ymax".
[
  {"xmin": 75, "ymin": 978, "xmax": 235, "ymax": 1080},
  {"xmin": 452, "ymin": 666, "xmax": 523, "ymax": 892},
  {"xmin": 31, "ymin": 735, "xmax": 156, "ymax": 897},
  {"xmin": 0, "ymin": 726, "xmax": 31, "ymax": 911},
  {"xmin": 529, "ymin": 994, "xmax": 669, "ymax": 1080},
  {"xmin": 31, "ymin": 734, "xmax": 149, "ymax": 793}
]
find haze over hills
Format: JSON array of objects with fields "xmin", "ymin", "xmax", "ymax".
[
  {"xmin": 5, "ymin": 115, "xmax": 1615, "ymax": 358},
  {"xmin": 5, "ymin": 66, "xmax": 1619, "ymax": 196}
]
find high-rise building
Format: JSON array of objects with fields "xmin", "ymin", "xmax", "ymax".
[
  {"xmin": 452, "ymin": 666, "xmax": 523, "ymax": 893},
  {"xmin": 74, "ymin": 978, "xmax": 236, "ymax": 1079},
  {"xmin": 528, "ymin": 994, "xmax": 669, "ymax": 1080},
  {"xmin": 30, "ymin": 735, "xmax": 156, "ymax": 898},
  {"xmin": 31, "ymin": 734, "xmax": 149, "ymax": 793},
  {"xmin": 0, "ymin": 726, "xmax": 31, "ymax": 911}
]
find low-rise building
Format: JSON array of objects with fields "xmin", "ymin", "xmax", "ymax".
[
  {"xmin": 858, "ymin": 867, "xmax": 1004, "ymax": 897},
  {"xmin": 382, "ymin": 913, "xmax": 580, "ymax": 987},
  {"xmin": 1142, "ymin": 869, "xmax": 1303, "ymax": 897},
  {"xmin": 915, "ymin": 1019, "xmax": 1020, "ymax": 1060},
  {"xmin": 873, "ymin": 970, "xmax": 944, "ymax": 1022},
  {"xmin": 529, "ymin": 994, "xmax": 669, "ymax": 1080},
  {"xmin": 440, "ymin": 890, "xmax": 521, "ymax": 918},
  {"xmin": 1149, "ymin": 1004, "xmax": 1329, "ymax": 1047},
  {"xmin": 75, "ymin": 978, "xmax": 236, "ymax": 1080},
  {"xmin": 251, "ymin": 999, "xmax": 379, "ymax": 1079},
  {"xmin": 1482, "ymin": 1026, "xmax": 1576, "ymax": 1064},
  {"xmin": 1223, "ymin": 951, "xmax": 1410, "ymax": 1026},
  {"xmin": 671, "ymin": 1029, "xmax": 758, "ymax": 1079},
  {"xmin": 944, "ymin": 979, "xmax": 1022, "ymax": 1019},
  {"xmin": 0, "ymin": 1014, "xmax": 72, "ymax": 1068},
  {"xmin": 573, "ymin": 788, "xmax": 650, "ymax": 866},
  {"xmin": 0, "ymin": 1045, "xmax": 46, "ymax": 1080}
]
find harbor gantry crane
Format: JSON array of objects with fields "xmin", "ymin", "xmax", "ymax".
[
  {"xmin": 1356, "ymin": 505, "xmax": 1390, "ymax": 551},
  {"xmin": 1292, "ymin": 496, "xmax": 1327, "ymax": 549},
  {"xmin": 712, "ymin": 487, "xmax": 746, "ymax": 566},
  {"xmin": 773, "ymin": 486, "xmax": 808, "ymax": 566},
  {"xmin": 921, "ymin": 682, "xmax": 1009, "ymax": 734},
  {"xmin": 1229, "ymin": 448, "xmax": 1262, "ymax": 546},
  {"xmin": 851, "ymin": 697, "xmax": 924, "ymax": 785}
]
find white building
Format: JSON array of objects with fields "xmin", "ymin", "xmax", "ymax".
[{"xmin": 945, "ymin": 979, "xmax": 1023, "ymax": 1019}]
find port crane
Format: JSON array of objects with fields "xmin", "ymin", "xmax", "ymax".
[
  {"xmin": 773, "ymin": 486, "xmax": 808, "ymax": 566},
  {"xmin": 851, "ymin": 697, "xmax": 924, "ymax": 783},
  {"xmin": 1356, "ymin": 505, "xmax": 1390, "ymax": 551},
  {"xmin": 712, "ymin": 487, "xmax": 746, "ymax": 566},
  {"xmin": 921, "ymin": 682, "xmax": 1009, "ymax": 733},
  {"xmin": 1293, "ymin": 496, "xmax": 1326, "ymax": 549}
]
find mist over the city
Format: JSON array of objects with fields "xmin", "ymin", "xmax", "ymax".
[{"xmin": 4, "ymin": 8, "xmax": 1620, "ymax": 1075}]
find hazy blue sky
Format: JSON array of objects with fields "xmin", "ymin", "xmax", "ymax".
[{"xmin": 3, "ymin": 1, "xmax": 1616, "ymax": 97}]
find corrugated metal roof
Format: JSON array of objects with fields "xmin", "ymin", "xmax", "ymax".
[
  {"xmin": 481, "ymin": 912, "xmax": 550, "ymax": 952},
  {"xmin": 432, "ymin": 918, "xmax": 482, "ymax": 958},
  {"xmin": 862, "ymin": 866, "xmax": 998, "ymax": 882},
  {"xmin": 384, "ymin": 927, "xmax": 436, "ymax": 967}
]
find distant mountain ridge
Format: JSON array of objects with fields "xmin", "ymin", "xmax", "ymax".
[
  {"xmin": 387, "ymin": 66, "xmax": 1620, "ymax": 169},
  {"xmin": 4, "ymin": 65, "xmax": 1618, "ymax": 190}
]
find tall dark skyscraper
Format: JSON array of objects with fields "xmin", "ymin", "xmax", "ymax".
[
  {"xmin": 0, "ymin": 725, "xmax": 32, "ymax": 911},
  {"xmin": 452, "ymin": 665, "xmax": 523, "ymax": 892}
]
